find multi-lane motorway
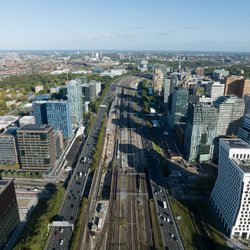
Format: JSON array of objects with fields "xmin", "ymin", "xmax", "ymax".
[{"xmin": 44, "ymin": 82, "xmax": 115, "ymax": 250}]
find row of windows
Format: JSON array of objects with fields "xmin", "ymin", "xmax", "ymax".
[{"xmin": 232, "ymin": 153, "xmax": 250, "ymax": 159}]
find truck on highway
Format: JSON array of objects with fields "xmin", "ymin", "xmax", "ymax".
[{"xmin": 163, "ymin": 200, "xmax": 167, "ymax": 209}]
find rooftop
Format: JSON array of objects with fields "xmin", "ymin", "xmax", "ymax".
[
  {"xmin": 0, "ymin": 115, "xmax": 19, "ymax": 130},
  {"xmin": 19, "ymin": 124, "xmax": 53, "ymax": 132},
  {"xmin": 233, "ymin": 159, "xmax": 250, "ymax": 173},
  {"xmin": 223, "ymin": 139, "xmax": 250, "ymax": 149}
]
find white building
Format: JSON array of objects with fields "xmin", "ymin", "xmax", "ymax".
[
  {"xmin": 207, "ymin": 81, "xmax": 225, "ymax": 101},
  {"xmin": 211, "ymin": 138, "xmax": 250, "ymax": 239},
  {"xmin": 100, "ymin": 69, "xmax": 126, "ymax": 77},
  {"xmin": 35, "ymin": 85, "xmax": 44, "ymax": 93},
  {"xmin": 138, "ymin": 59, "xmax": 148, "ymax": 72}
]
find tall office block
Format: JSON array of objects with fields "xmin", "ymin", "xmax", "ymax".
[
  {"xmin": 0, "ymin": 132, "xmax": 19, "ymax": 167},
  {"xmin": 167, "ymin": 87, "xmax": 189, "ymax": 129},
  {"xmin": 0, "ymin": 180, "xmax": 20, "ymax": 249},
  {"xmin": 214, "ymin": 96, "xmax": 245, "ymax": 136},
  {"xmin": 211, "ymin": 139, "xmax": 250, "ymax": 239},
  {"xmin": 45, "ymin": 101, "xmax": 72, "ymax": 138},
  {"xmin": 32, "ymin": 101, "xmax": 47, "ymax": 124},
  {"xmin": 82, "ymin": 80, "xmax": 101, "ymax": 103},
  {"xmin": 66, "ymin": 79, "xmax": 83, "ymax": 126},
  {"xmin": 33, "ymin": 100, "xmax": 72, "ymax": 138},
  {"xmin": 17, "ymin": 124, "xmax": 56, "ymax": 172},
  {"xmin": 184, "ymin": 103, "xmax": 218, "ymax": 161},
  {"xmin": 89, "ymin": 80, "xmax": 101, "ymax": 96},
  {"xmin": 238, "ymin": 114, "xmax": 250, "ymax": 144},
  {"xmin": 224, "ymin": 75, "xmax": 250, "ymax": 98},
  {"xmin": 207, "ymin": 82, "xmax": 225, "ymax": 101},
  {"xmin": 163, "ymin": 76, "xmax": 171, "ymax": 112}
]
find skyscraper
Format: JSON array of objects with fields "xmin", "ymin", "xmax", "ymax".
[
  {"xmin": 214, "ymin": 96, "xmax": 245, "ymax": 136},
  {"xmin": 184, "ymin": 102, "xmax": 218, "ymax": 161},
  {"xmin": 224, "ymin": 75, "xmax": 250, "ymax": 98},
  {"xmin": 32, "ymin": 100, "xmax": 72, "ymax": 138},
  {"xmin": 66, "ymin": 79, "xmax": 83, "ymax": 126},
  {"xmin": 167, "ymin": 87, "xmax": 189, "ymax": 130},
  {"xmin": 163, "ymin": 76, "xmax": 171, "ymax": 112},
  {"xmin": 17, "ymin": 124, "xmax": 57, "ymax": 172},
  {"xmin": 211, "ymin": 138, "xmax": 250, "ymax": 239}
]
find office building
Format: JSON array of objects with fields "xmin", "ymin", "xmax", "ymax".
[
  {"xmin": 213, "ymin": 69, "xmax": 229, "ymax": 80},
  {"xmin": 33, "ymin": 100, "xmax": 72, "ymax": 138},
  {"xmin": 224, "ymin": 75, "xmax": 250, "ymax": 98},
  {"xmin": 17, "ymin": 124, "xmax": 56, "ymax": 172},
  {"xmin": 66, "ymin": 79, "xmax": 83, "ymax": 125},
  {"xmin": 0, "ymin": 180, "xmax": 20, "ymax": 249},
  {"xmin": 45, "ymin": 101, "xmax": 72, "ymax": 138},
  {"xmin": 214, "ymin": 96, "xmax": 245, "ymax": 136},
  {"xmin": 138, "ymin": 59, "xmax": 148, "ymax": 72},
  {"xmin": 238, "ymin": 114, "xmax": 250, "ymax": 145},
  {"xmin": 207, "ymin": 82, "xmax": 225, "ymax": 101},
  {"xmin": 244, "ymin": 95, "xmax": 250, "ymax": 115},
  {"xmin": 184, "ymin": 103, "xmax": 218, "ymax": 161},
  {"xmin": 0, "ymin": 132, "xmax": 19, "ymax": 167},
  {"xmin": 32, "ymin": 101, "xmax": 47, "ymax": 124},
  {"xmin": 167, "ymin": 87, "xmax": 189, "ymax": 130},
  {"xmin": 82, "ymin": 80, "xmax": 101, "ymax": 103},
  {"xmin": 211, "ymin": 139, "xmax": 250, "ymax": 239},
  {"xmin": 196, "ymin": 67, "xmax": 204, "ymax": 77},
  {"xmin": 163, "ymin": 76, "xmax": 171, "ymax": 111}
]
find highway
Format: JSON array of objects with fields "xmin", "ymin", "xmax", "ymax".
[
  {"xmin": 142, "ymin": 133, "xmax": 184, "ymax": 250},
  {"xmin": 44, "ymin": 82, "xmax": 116, "ymax": 250}
]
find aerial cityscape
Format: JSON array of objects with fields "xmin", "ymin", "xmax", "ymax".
[{"xmin": 1, "ymin": 1, "xmax": 250, "ymax": 250}]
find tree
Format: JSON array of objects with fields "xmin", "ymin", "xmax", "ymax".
[{"xmin": 0, "ymin": 100, "xmax": 6, "ymax": 110}]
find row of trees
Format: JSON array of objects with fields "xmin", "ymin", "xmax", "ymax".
[{"xmin": 14, "ymin": 185, "xmax": 65, "ymax": 250}]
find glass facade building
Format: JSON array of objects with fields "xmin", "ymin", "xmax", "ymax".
[
  {"xmin": 32, "ymin": 100, "xmax": 72, "ymax": 138},
  {"xmin": 184, "ymin": 102, "xmax": 218, "ymax": 162}
]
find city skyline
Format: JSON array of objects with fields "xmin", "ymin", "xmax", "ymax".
[{"xmin": 1, "ymin": 0, "xmax": 250, "ymax": 52}]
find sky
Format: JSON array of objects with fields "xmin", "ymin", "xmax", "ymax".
[{"xmin": 1, "ymin": 0, "xmax": 250, "ymax": 52}]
